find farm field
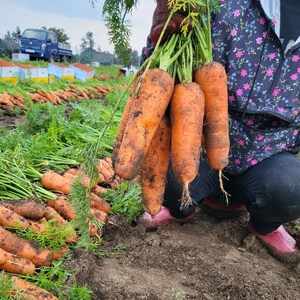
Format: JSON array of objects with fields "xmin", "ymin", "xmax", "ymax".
[{"xmin": 0, "ymin": 64, "xmax": 300, "ymax": 300}]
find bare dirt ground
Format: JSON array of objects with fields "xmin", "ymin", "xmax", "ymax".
[
  {"xmin": 1, "ymin": 113, "xmax": 300, "ymax": 300},
  {"xmin": 66, "ymin": 210, "xmax": 300, "ymax": 300}
]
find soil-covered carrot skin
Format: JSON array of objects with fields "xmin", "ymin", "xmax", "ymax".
[
  {"xmin": 41, "ymin": 170, "xmax": 72, "ymax": 195},
  {"xmin": 141, "ymin": 114, "xmax": 171, "ymax": 217},
  {"xmin": 194, "ymin": 62, "xmax": 230, "ymax": 170},
  {"xmin": 111, "ymin": 77, "xmax": 138, "ymax": 165},
  {"xmin": 90, "ymin": 193, "xmax": 112, "ymax": 214},
  {"xmin": 0, "ymin": 200, "xmax": 47, "ymax": 220},
  {"xmin": 46, "ymin": 196, "xmax": 76, "ymax": 221},
  {"xmin": 0, "ymin": 247, "xmax": 36, "ymax": 274},
  {"xmin": 0, "ymin": 206, "xmax": 30, "ymax": 229},
  {"xmin": 114, "ymin": 68, "xmax": 174, "ymax": 180},
  {"xmin": 10, "ymin": 276, "xmax": 58, "ymax": 300},
  {"xmin": 0, "ymin": 226, "xmax": 53, "ymax": 267},
  {"xmin": 170, "ymin": 82, "xmax": 205, "ymax": 188}
]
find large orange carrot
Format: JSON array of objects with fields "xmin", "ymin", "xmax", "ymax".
[
  {"xmin": 10, "ymin": 276, "xmax": 58, "ymax": 300},
  {"xmin": 41, "ymin": 170, "xmax": 72, "ymax": 195},
  {"xmin": 170, "ymin": 82, "xmax": 205, "ymax": 207},
  {"xmin": 0, "ymin": 226, "xmax": 53, "ymax": 267},
  {"xmin": 0, "ymin": 247, "xmax": 36, "ymax": 275},
  {"xmin": 0, "ymin": 200, "xmax": 47, "ymax": 220},
  {"xmin": 140, "ymin": 114, "xmax": 171, "ymax": 217},
  {"xmin": 114, "ymin": 68, "xmax": 174, "ymax": 180},
  {"xmin": 194, "ymin": 62, "xmax": 230, "ymax": 200},
  {"xmin": 194, "ymin": 62, "xmax": 229, "ymax": 171}
]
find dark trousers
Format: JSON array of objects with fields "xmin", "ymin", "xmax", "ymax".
[{"xmin": 164, "ymin": 152, "xmax": 300, "ymax": 234}]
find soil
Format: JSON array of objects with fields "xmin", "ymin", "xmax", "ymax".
[{"xmin": 1, "ymin": 114, "xmax": 300, "ymax": 300}]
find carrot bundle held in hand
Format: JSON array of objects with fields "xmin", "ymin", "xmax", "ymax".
[
  {"xmin": 113, "ymin": 68, "xmax": 174, "ymax": 180},
  {"xmin": 140, "ymin": 114, "xmax": 171, "ymax": 217},
  {"xmin": 170, "ymin": 82, "xmax": 205, "ymax": 207}
]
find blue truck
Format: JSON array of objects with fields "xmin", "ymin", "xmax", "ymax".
[{"xmin": 19, "ymin": 28, "xmax": 73, "ymax": 63}]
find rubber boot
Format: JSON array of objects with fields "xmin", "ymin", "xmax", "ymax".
[
  {"xmin": 142, "ymin": 206, "xmax": 195, "ymax": 230},
  {"xmin": 247, "ymin": 222, "xmax": 299, "ymax": 262}
]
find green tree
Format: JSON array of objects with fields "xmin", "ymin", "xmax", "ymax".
[{"xmin": 80, "ymin": 31, "xmax": 95, "ymax": 51}]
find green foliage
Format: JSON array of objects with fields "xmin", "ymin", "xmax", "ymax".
[{"xmin": 105, "ymin": 181, "xmax": 143, "ymax": 223}]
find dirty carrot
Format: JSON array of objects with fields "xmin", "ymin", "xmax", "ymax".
[
  {"xmin": 0, "ymin": 200, "xmax": 47, "ymax": 220},
  {"xmin": 41, "ymin": 170, "xmax": 72, "ymax": 195},
  {"xmin": 0, "ymin": 206, "xmax": 30, "ymax": 229},
  {"xmin": 170, "ymin": 82, "xmax": 205, "ymax": 207},
  {"xmin": 0, "ymin": 225, "xmax": 53, "ymax": 267},
  {"xmin": 90, "ymin": 193, "xmax": 111, "ymax": 214},
  {"xmin": 194, "ymin": 62, "xmax": 230, "ymax": 201},
  {"xmin": 46, "ymin": 196, "xmax": 75, "ymax": 221},
  {"xmin": 10, "ymin": 276, "xmax": 58, "ymax": 300},
  {"xmin": 90, "ymin": 208, "xmax": 108, "ymax": 224},
  {"xmin": 0, "ymin": 247, "xmax": 36, "ymax": 275},
  {"xmin": 140, "ymin": 114, "xmax": 171, "ymax": 217},
  {"xmin": 114, "ymin": 68, "xmax": 174, "ymax": 180}
]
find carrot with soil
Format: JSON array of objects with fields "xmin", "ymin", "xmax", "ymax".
[
  {"xmin": 114, "ymin": 68, "xmax": 174, "ymax": 180},
  {"xmin": 140, "ymin": 114, "xmax": 171, "ymax": 217}
]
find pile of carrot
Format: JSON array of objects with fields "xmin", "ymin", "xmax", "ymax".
[
  {"xmin": 0, "ymin": 91, "xmax": 25, "ymax": 110},
  {"xmin": 112, "ymin": 2, "xmax": 230, "ymax": 216}
]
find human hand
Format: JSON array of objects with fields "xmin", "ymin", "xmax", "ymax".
[{"xmin": 150, "ymin": 0, "xmax": 197, "ymax": 46}]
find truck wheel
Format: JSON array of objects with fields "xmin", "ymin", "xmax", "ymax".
[
  {"xmin": 61, "ymin": 56, "xmax": 69, "ymax": 63},
  {"xmin": 49, "ymin": 55, "xmax": 55, "ymax": 63}
]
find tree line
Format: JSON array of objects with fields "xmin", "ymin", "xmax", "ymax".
[{"xmin": 0, "ymin": 26, "xmax": 140, "ymax": 66}]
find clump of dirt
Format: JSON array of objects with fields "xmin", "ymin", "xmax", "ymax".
[{"xmin": 65, "ymin": 209, "xmax": 300, "ymax": 300}]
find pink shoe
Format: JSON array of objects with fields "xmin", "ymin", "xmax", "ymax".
[
  {"xmin": 201, "ymin": 198, "xmax": 247, "ymax": 219},
  {"xmin": 142, "ymin": 206, "xmax": 195, "ymax": 230},
  {"xmin": 247, "ymin": 223, "xmax": 299, "ymax": 262}
]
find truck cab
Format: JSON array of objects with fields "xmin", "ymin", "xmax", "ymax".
[{"xmin": 19, "ymin": 28, "xmax": 73, "ymax": 62}]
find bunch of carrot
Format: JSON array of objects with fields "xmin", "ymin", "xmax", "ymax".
[{"xmin": 112, "ymin": 0, "xmax": 229, "ymax": 216}]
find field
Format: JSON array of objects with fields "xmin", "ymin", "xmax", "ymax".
[{"xmin": 0, "ymin": 64, "xmax": 300, "ymax": 300}]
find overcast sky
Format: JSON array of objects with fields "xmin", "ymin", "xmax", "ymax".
[{"xmin": 0, "ymin": 0, "xmax": 156, "ymax": 54}]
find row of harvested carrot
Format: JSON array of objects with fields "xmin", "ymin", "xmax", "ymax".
[
  {"xmin": 0, "ymin": 84, "xmax": 110, "ymax": 111},
  {"xmin": 0, "ymin": 157, "xmax": 118, "ymax": 299}
]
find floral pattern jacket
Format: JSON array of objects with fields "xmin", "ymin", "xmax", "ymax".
[
  {"xmin": 144, "ymin": 0, "xmax": 300, "ymax": 174},
  {"xmin": 212, "ymin": 0, "xmax": 300, "ymax": 174}
]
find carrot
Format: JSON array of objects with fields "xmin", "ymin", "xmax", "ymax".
[
  {"xmin": 63, "ymin": 168, "xmax": 97, "ymax": 190},
  {"xmin": 51, "ymin": 245, "xmax": 69, "ymax": 260},
  {"xmin": 194, "ymin": 61, "xmax": 229, "ymax": 170},
  {"xmin": 46, "ymin": 196, "xmax": 75, "ymax": 221},
  {"xmin": 44, "ymin": 207, "xmax": 77, "ymax": 243},
  {"xmin": 0, "ymin": 206, "xmax": 30, "ymax": 229},
  {"xmin": 0, "ymin": 247, "xmax": 36, "ymax": 275},
  {"xmin": 90, "ymin": 208, "xmax": 108, "ymax": 224},
  {"xmin": 170, "ymin": 82, "xmax": 205, "ymax": 207},
  {"xmin": 90, "ymin": 193, "xmax": 111, "ymax": 214},
  {"xmin": 0, "ymin": 226, "xmax": 53, "ymax": 267},
  {"xmin": 41, "ymin": 170, "xmax": 72, "ymax": 195},
  {"xmin": 194, "ymin": 62, "xmax": 230, "ymax": 200},
  {"xmin": 140, "ymin": 114, "xmax": 171, "ymax": 217},
  {"xmin": 97, "ymin": 158, "xmax": 115, "ymax": 182},
  {"xmin": 0, "ymin": 200, "xmax": 47, "ymax": 220},
  {"xmin": 114, "ymin": 68, "xmax": 174, "ymax": 180},
  {"xmin": 10, "ymin": 276, "xmax": 58, "ymax": 300},
  {"xmin": 111, "ymin": 76, "xmax": 139, "ymax": 164},
  {"xmin": 93, "ymin": 185, "xmax": 108, "ymax": 195}
]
